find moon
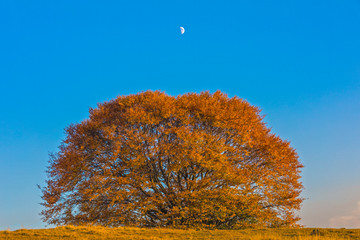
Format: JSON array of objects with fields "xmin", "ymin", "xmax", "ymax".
[{"xmin": 180, "ymin": 26, "xmax": 185, "ymax": 34}]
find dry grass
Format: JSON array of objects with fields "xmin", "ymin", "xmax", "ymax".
[{"xmin": 1, "ymin": 226, "xmax": 360, "ymax": 239}]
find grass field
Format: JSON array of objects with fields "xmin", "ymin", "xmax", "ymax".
[{"xmin": 1, "ymin": 226, "xmax": 360, "ymax": 240}]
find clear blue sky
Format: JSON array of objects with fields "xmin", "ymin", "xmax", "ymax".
[{"xmin": 1, "ymin": 0, "xmax": 360, "ymax": 230}]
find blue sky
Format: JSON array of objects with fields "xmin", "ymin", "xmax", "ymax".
[{"xmin": 1, "ymin": 0, "xmax": 360, "ymax": 229}]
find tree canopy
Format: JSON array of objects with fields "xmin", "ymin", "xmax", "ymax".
[{"xmin": 40, "ymin": 91, "xmax": 303, "ymax": 229}]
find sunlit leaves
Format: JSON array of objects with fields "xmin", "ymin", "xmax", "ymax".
[{"xmin": 40, "ymin": 91, "xmax": 303, "ymax": 229}]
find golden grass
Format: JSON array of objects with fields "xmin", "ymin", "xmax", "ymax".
[{"xmin": 1, "ymin": 226, "xmax": 360, "ymax": 240}]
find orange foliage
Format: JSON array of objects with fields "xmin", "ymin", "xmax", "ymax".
[{"xmin": 40, "ymin": 91, "xmax": 303, "ymax": 229}]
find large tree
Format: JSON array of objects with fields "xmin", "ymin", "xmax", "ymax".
[{"xmin": 40, "ymin": 91, "xmax": 303, "ymax": 229}]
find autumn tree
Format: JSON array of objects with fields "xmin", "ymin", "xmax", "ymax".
[{"xmin": 40, "ymin": 91, "xmax": 303, "ymax": 229}]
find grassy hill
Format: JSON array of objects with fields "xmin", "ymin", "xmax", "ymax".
[{"xmin": 1, "ymin": 226, "xmax": 360, "ymax": 239}]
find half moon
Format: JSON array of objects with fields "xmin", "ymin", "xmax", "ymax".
[{"xmin": 180, "ymin": 26, "xmax": 185, "ymax": 34}]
